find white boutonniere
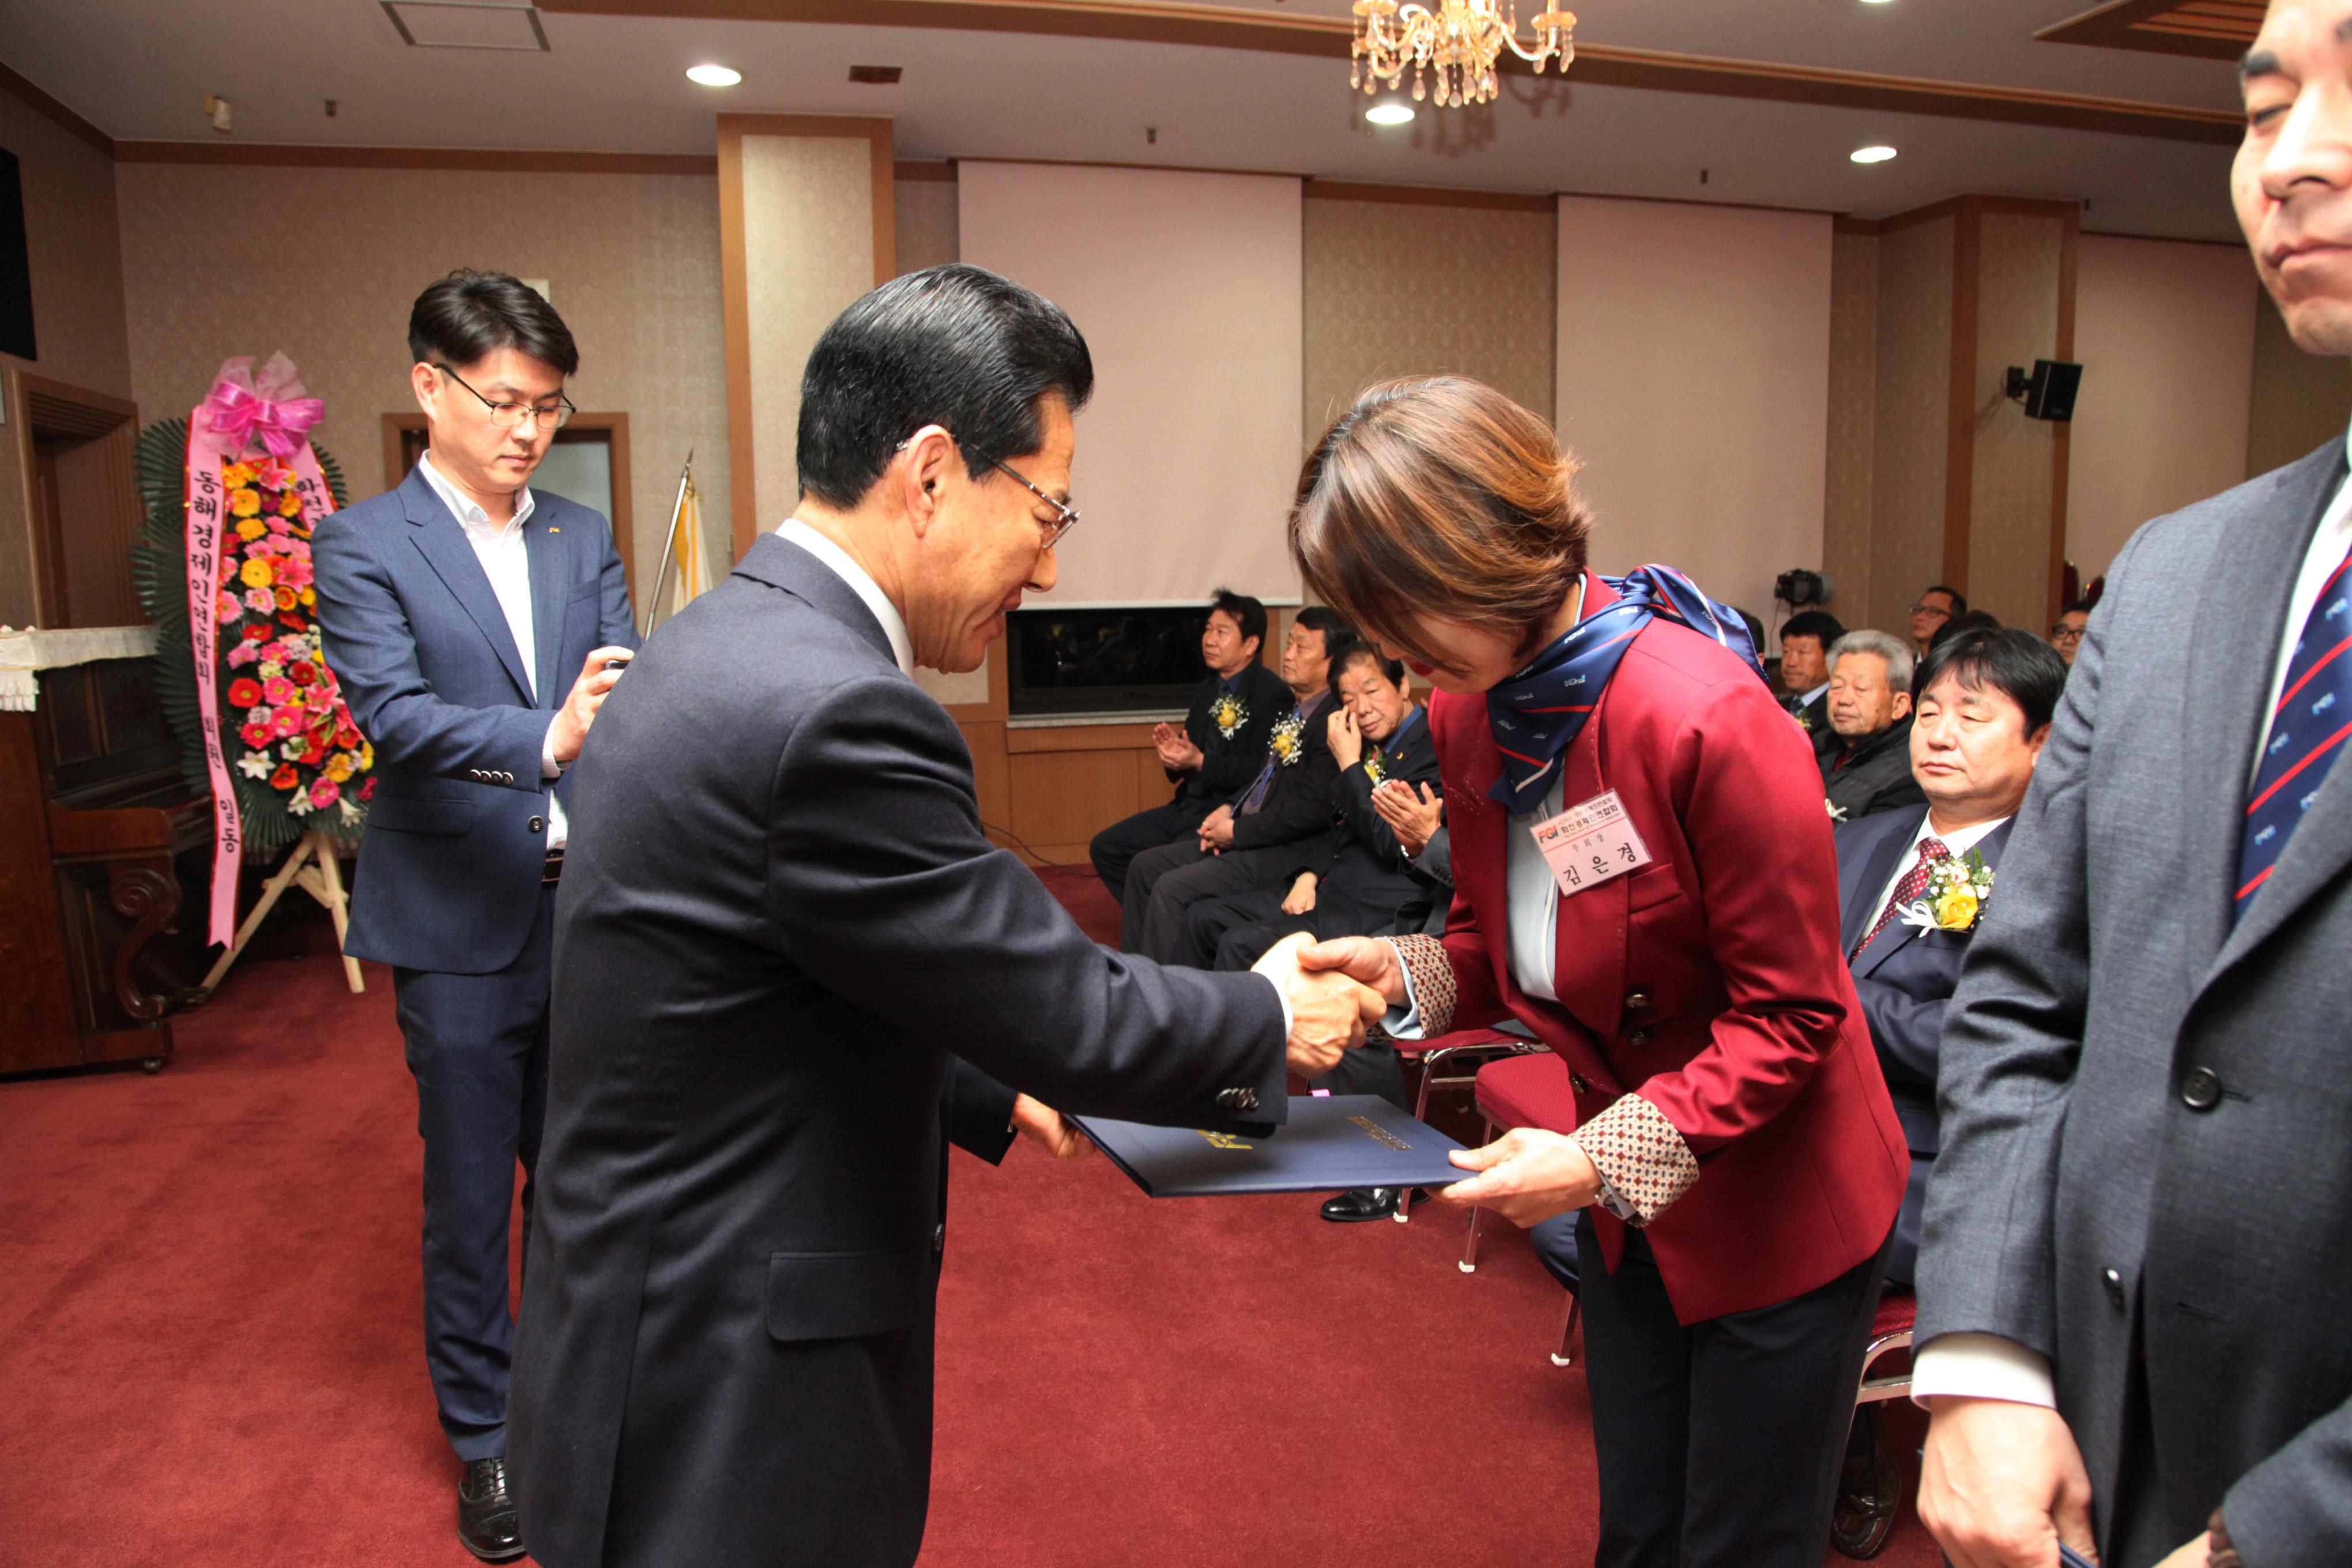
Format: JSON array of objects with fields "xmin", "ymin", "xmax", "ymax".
[
  {"xmin": 1268, "ymin": 709, "xmax": 1306, "ymax": 766},
  {"xmin": 1826, "ymin": 799, "xmax": 1848, "ymax": 822},
  {"xmin": 1209, "ymin": 692, "xmax": 1247, "ymax": 740},
  {"xmin": 1898, "ymin": 848, "xmax": 1995, "ymax": 934}
]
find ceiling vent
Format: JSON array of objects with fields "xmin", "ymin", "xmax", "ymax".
[
  {"xmin": 382, "ymin": 2, "xmax": 550, "ymax": 51},
  {"xmin": 849, "ymin": 65, "xmax": 904, "ymax": 85}
]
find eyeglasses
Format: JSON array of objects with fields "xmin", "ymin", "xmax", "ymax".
[
  {"xmin": 1910, "ymin": 601, "xmax": 1952, "ymax": 619},
  {"xmin": 434, "ymin": 364, "xmax": 576, "ymax": 431},
  {"xmin": 2049, "ymin": 624, "xmax": 2085, "ymax": 642},
  {"xmin": 894, "ymin": 435, "xmax": 1079, "ymax": 551}
]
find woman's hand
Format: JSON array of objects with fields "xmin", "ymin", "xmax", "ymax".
[
  {"xmin": 1327, "ymin": 706, "xmax": 1365, "ymax": 771},
  {"xmin": 1437, "ymin": 1128, "xmax": 1600, "ymax": 1226},
  {"xmin": 1371, "ymin": 779, "xmax": 1442, "ymax": 858},
  {"xmin": 1281, "ymin": 872, "xmax": 1319, "ymax": 915}
]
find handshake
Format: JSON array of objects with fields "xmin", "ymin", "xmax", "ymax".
[{"xmin": 1249, "ymin": 932, "xmax": 1398, "ymax": 1077}]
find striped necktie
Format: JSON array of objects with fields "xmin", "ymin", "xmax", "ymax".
[{"xmin": 2237, "ymin": 542, "xmax": 2352, "ymax": 922}]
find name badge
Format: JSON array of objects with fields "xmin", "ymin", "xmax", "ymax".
[{"xmin": 1531, "ymin": 787, "xmax": 1653, "ymax": 896}]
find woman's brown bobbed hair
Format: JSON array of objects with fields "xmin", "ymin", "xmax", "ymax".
[{"xmin": 1288, "ymin": 376, "xmax": 1593, "ymax": 667}]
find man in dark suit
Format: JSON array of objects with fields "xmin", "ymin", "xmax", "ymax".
[
  {"xmin": 1826, "ymin": 627, "xmax": 2061, "ymax": 1558},
  {"xmin": 1822, "ymin": 629, "xmax": 1927, "ymax": 820},
  {"xmin": 1118, "ymin": 606, "xmax": 1352, "ymax": 960},
  {"xmin": 1776, "ymin": 609, "xmax": 1845, "ymax": 759},
  {"xmin": 311, "ymin": 270, "xmax": 639, "ymax": 1562},
  {"xmin": 1185, "ymin": 644, "xmax": 1442, "ymax": 970},
  {"xmin": 1088, "ymin": 588, "xmax": 1290, "ymax": 903},
  {"xmin": 1918, "ymin": 13, "xmax": 2352, "ymax": 1563},
  {"xmin": 507, "ymin": 264, "xmax": 1382, "ymax": 1568}
]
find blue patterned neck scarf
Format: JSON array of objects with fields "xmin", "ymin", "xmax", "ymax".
[{"xmin": 1486, "ymin": 567, "xmax": 1764, "ymax": 812}]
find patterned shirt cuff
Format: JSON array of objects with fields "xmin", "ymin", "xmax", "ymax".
[
  {"xmin": 1385, "ymin": 933, "xmax": 1456, "ymax": 1039},
  {"xmin": 1573, "ymin": 1093, "xmax": 1699, "ymax": 1225}
]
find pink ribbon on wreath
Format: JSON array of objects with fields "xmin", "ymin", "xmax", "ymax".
[{"xmin": 197, "ymin": 352, "xmax": 326, "ymax": 461}]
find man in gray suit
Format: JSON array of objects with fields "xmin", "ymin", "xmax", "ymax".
[{"xmin": 1915, "ymin": 6, "xmax": 2352, "ymax": 1565}]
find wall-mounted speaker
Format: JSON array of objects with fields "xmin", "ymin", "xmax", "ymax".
[{"xmin": 2004, "ymin": 359, "xmax": 2082, "ymax": 422}]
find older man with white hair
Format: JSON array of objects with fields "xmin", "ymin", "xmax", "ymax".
[{"xmin": 1820, "ymin": 630, "xmax": 1928, "ymax": 821}]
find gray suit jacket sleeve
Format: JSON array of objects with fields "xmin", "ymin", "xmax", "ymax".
[
  {"xmin": 766, "ymin": 672, "xmax": 1291, "ymax": 1128},
  {"xmin": 1914, "ymin": 526, "xmax": 2153, "ymax": 1357}
]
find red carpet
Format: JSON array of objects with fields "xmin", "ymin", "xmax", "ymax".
[{"xmin": 1, "ymin": 869, "xmax": 1942, "ymax": 1567}]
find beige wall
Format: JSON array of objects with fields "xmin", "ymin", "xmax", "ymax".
[
  {"xmin": 0, "ymin": 95, "xmax": 133, "ymax": 627},
  {"xmin": 2248, "ymin": 289, "xmax": 2352, "ymax": 480},
  {"xmin": 2068, "ymin": 235, "xmax": 2259, "ymax": 582},
  {"xmin": 1867, "ymin": 217, "xmax": 1955, "ymax": 636},
  {"xmin": 1555, "ymin": 196, "xmax": 1834, "ymax": 643},
  {"xmin": 114, "ymin": 163, "xmax": 729, "ymax": 598},
  {"xmin": 1965, "ymin": 210, "xmax": 2070, "ymax": 632},
  {"xmin": 1824, "ymin": 228, "xmax": 1879, "ymax": 627},
  {"xmin": 1303, "ymin": 194, "xmax": 1555, "ymax": 443},
  {"xmin": 894, "ymin": 175, "xmax": 958, "ymax": 276}
]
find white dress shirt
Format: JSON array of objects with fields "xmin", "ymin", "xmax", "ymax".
[
  {"xmin": 419, "ymin": 454, "xmax": 566, "ymax": 849},
  {"xmin": 771, "ymin": 517, "xmax": 1297, "ymax": 1038},
  {"xmin": 1914, "ymin": 428, "xmax": 2352, "ymax": 1412}
]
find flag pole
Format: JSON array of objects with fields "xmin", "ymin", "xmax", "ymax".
[{"xmin": 643, "ymin": 448, "xmax": 695, "ymax": 638}]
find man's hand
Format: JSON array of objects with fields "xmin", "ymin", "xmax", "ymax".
[
  {"xmin": 1009, "ymin": 1094, "xmax": 1093, "ymax": 1160},
  {"xmin": 548, "ymin": 646, "xmax": 634, "ymax": 764},
  {"xmin": 1198, "ymin": 805, "xmax": 1235, "ymax": 853},
  {"xmin": 1253, "ymin": 932, "xmax": 1385, "ymax": 1077},
  {"xmin": 1281, "ymin": 872, "xmax": 1318, "ymax": 915},
  {"xmin": 1327, "ymin": 707, "xmax": 1365, "ymax": 771},
  {"xmin": 1371, "ymin": 780, "xmax": 1442, "ymax": 859},
  {"xmin": 1295, "ymin": 934, "xmax": 1408, "ymax": 1009},
  {"xmin": 1437, "ymin": 1127, "xmax": 1600, "ymax": 1226},
  {"xmin": 1153, "ymin": 722, "xmax": 1203, "ymax": 772},
  {"xmin": 1920, "ymin": 1397, "xmax": 2100, "ymax": 1568}
]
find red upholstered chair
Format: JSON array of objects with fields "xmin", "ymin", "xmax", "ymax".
[
  {"xmin": 1856, "ymin": 1290, "xmax": 1916, "ymax": 1405},
  {"xmin": 1393, "ymin": 1024, "xmax": 1548, "ymax": 1221},
  {"xmin": 1458, "ymin": 1051, "xmax": 1588, "ymax": 1367}
]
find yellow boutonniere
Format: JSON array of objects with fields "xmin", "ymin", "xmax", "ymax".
[
  {"xmin": 1208, "ymin": 693, "xmax": 1247, "ymax": 740},
  {"xmin": 1900, "ymin": 849, "xmax": 1995, "ymax": 936},
  {"xmin": 1362, "ymin": 749, "xmax": 1388, "ymax": 786},
  {"xmin": 1268, "ymin": 710, "xmax": 1305, "ymax": 765}
]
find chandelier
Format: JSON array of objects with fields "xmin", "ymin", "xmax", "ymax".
[{"xmin": 1351, "ymin": 1, "xmax": 1577, "ymax": 108}]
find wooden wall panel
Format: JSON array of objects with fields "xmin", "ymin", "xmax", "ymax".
[{"xmin": 1008, "ymin": 749, "xmax": 1144, "ymax": 855}]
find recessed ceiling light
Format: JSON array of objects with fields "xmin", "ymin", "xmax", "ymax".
[
  {"xmin": 1850, "ymin": 145, "xmax": 1898, "ymax": 164},
  {"xmin": 687, "ymin": 64, "xmax": 742, "ymax": 87},
  {"xmin": 1365, "ymin": 102, "xmax": 1415, "ymax": 126},
  {"xmin": 1860, "ymin": 0, "xmax": 1896, "ymax": 6}
]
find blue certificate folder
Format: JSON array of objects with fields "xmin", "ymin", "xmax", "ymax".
[{"xmin": 1072, "ymin": 1095, "xmax": 1473, "ymax": 1197}]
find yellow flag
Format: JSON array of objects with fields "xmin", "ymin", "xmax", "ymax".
[{"xmin": 646, "ymin": 457, "xmax": 710, "ymax": 635}]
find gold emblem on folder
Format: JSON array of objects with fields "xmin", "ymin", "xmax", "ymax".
[
  {"xmin": 1193, "ymin": 1129, "xmax": 1254, "ymax": 1151},
  {"xmin": 1350, "ymin": 1115, "xmax": 1412, "ymax": 1151}
]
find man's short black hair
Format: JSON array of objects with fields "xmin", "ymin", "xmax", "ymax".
[
  {"xmin": 1913, "ymin": 626, "xmax": 2066, "ymax": 734},
  {"xmin": 408, "ymin": 269, "xmax": 579, "ymax": 377},
  {"xmin": 1923, "ymin": 583, "xmax": 1969, "ymax": 615},
  {"xmin": 1329, "ymin": 642, "xmax": 1405, "ymax": 700},
  {"xmin": 796, "ymin": 263, "xmax": 1095, "ymax": 509},
  {"xmin": 1780, "ymin": 610, "xmax": 1846, "ymax": 646},
  {"xmin": 2062, "ymin": 598, "xmax": 2094, "ymax": 616},
  {"xmin": 1209, "ymin": 587, "xmax": 1267, "ymax": 652},
  {"xmin": 1291, "ymin": 605, "xmax": 1355, "ymax": 662},
  {"xmin": 1929, "ymin": 608, "xmax": 2003, "ymax": 653}
]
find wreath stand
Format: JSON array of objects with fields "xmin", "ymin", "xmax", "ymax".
[{"xmin": 199, "ymin": 830, "xmax": 364, "ymax": 997}]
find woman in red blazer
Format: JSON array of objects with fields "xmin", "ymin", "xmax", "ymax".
[{"xmin": 1293, "ymin": 378, "xmax": 1908, "ymax": 1567}]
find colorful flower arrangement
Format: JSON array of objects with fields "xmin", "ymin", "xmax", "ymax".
[
  {"xmin": 1362, "ymin": 746, "xmax": 1389, "ymax": 786},
  {"xmin": 1209, "ymin": 691, "xmax": 1249, "ymax": 740},
  {"xmin": 1899, "ymin": 848, "xmax": 1996, "ymax": 934},
  {"xmin": 208, "ymin": 455, "xmax": 372, "ymax": 824}
]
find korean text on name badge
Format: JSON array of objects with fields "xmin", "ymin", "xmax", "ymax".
[{"xmin": 1531, "ymin": 787, "xmax": 1653, "ymax": 896}]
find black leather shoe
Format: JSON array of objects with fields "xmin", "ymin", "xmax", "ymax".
[
  {"xmin": 458, "ymin": 1457, "xmax": 526, "ymax": 1562},
  {"xmin": 1829, "ymin": 1405, "xmax": 1900, "ymax": 1560},
  {"xmin": 1320, "ymin": 1187, "xmax": 1400, "ymax": 1222}
]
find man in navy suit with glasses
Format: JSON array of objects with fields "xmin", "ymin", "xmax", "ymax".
[{"xmin": 312, "ymin": 269, "xmax": 639, "ymax": 1562}]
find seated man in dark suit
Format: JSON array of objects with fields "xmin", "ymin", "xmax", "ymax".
[
  {"xmin": 1184, "ymin": 645, "xmax": 1441, "ymax": 971},
  {"xmin": 1087, "ymin": 588, "xmax": 1290, "ymax": 903},
  {"xmin": 1826, "ymin": 625, "xmax": 2064, "ymax": 1558},
  {"xmin": 1822, "ymin": 628, "xmax": 1927, "ymax": 820},
  {"xmin": 1776, "ymin": 608, "xmax": 1845, "ymax": 760},
  {"xmin": 1118, "ymin": 606, "xmax": 1352, "ymax": 960}
]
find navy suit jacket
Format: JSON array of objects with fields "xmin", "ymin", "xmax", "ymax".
[
  {"xmin": 1273, "ymin": 706, "xmax": 1444, "ymax": 930},
  {"xmin": 1833, "ymin": 805, "xmax": 2014, "ymax": 1159},
  {"xmin": 509, "ymin": 534, "xmax": 1290, "ymax": 1568},
  {"xmin": 312, "ymin": 463, "xmax": 638, "ymax": 973}
]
